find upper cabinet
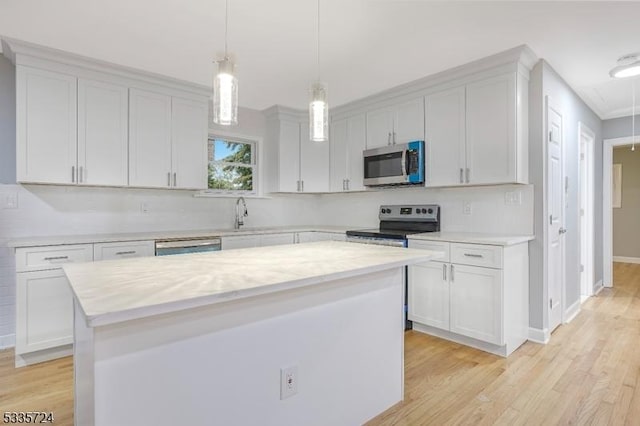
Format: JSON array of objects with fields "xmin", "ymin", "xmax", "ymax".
[
  {"xmin": 424, "ymin": 73, "xmax": 528, "ymax": 187},
  {"xmin": 16, "ymin": 67, "xmax": 77, "ymax": 184},
  {"xmin": 265, "ymin": 108, "xmax": 329, "ymax": 193},
  {"xmin": 6, "ymin": 38, "xmax": 210, "ymax": 189},
  {"xmin": 330, "ymin": 114, "xmax": 366, "ymax": 192},
  {"xmin": 366, "ymin": 98, "xmax": 424, "ymax": 149}
]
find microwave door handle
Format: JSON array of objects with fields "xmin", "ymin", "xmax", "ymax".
[{"xmin": 401, "ymin": 150, "xmax": 408, "ymax": 179}]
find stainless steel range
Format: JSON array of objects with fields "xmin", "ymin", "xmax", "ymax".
[{"xmin": 346, "ymin": 204, "xmax": 440, "ymax": 329}]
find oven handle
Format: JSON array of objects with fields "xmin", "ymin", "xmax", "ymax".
[{"xmin": 401, "ymin": 150, "xmax": 408, "ymax": 179}]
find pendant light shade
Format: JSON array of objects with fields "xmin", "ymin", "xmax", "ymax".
[
  {"xmin": 309, "ymin": 0, "xmax": 328, "ymax": 142},
  {"xmin": 310, "ymin": 82, "xmax": 328, "ymax": 142},
  {"xmin": 213, "ymin": 58, "xmax": 238, "ymax": 126},
  {"xmin": 213, "ymin": 0, "xmax": 238, "ymax": 126}
]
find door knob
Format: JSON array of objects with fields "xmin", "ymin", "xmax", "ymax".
[{"xmin": 559, "ymin": 228, "xmax": 567, "ymax": 234}]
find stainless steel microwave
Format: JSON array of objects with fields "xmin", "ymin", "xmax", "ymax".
[{"xmin": 363, "ymin": 141, "xmax": 425, "ymax": 187}]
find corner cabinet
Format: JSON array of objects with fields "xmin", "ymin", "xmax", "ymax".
[
  {"xmin": 265, "ymin": 107, "xmax": 329, "ymax": 193},
  {"xmin": 424, "ymin": 72, "xmax": 528, "ymax": 186},
  {"xmin": 330, "ymin": 114, "xmax": 366, "ymax": 192},
  {"xmin": 408, "ymin": 239, "xmax": 529, "ymax": 357},
  {"xmin": 7, "ymin": 39, "xmax": 210, "ymax": 189}
]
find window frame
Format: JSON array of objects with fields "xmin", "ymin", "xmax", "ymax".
[{"xmin": 203, "ymin": 134, "xmax": 259, "ymax": 196}]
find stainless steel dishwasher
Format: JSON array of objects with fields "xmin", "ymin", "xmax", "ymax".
[{"xmin": 155, "ymin": 237, "xmax": 222, "ymax": 256}]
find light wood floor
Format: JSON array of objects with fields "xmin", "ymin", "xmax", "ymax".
[{"xmin": 1, "ymin": 262, "xmax": 639, "ymax": 426}]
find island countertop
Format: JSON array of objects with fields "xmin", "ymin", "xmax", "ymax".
[{"xmin": 63, "ymin": 241, "xmax": 442, "ymax": 327}]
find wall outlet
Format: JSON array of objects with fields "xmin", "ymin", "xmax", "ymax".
[
  {"xmin": 462, "ymin": 201, "xmax": 472, "ymax": 215},
  {"xmin": 1, "ymin": 192, "xmax": 18, "ymax": 209},
  {"xmin": 280, "ymin": 365, "xmax": 298, "ymax": 400},
  {"xmin": 140, "ymin": 202, "xmax": 149, "ymax": 214},
  {"xmin": 504, "ymin": 190, "xmax": 522, "ymax": 206}
]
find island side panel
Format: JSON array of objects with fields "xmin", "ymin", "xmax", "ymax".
[
  {"xmin": 73, "ymin": 299, "xmax": 95, "ymax": 426},
  {"xmin": 88, "ymin": 268, "xmax": 404, "ymax": 426}
]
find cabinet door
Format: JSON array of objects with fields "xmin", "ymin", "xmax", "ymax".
[
  {"xmin": 300, "ymin": 120, "xmax": 330, "ymax": 192},
  {"xmin": 278, "ymin": 120, "xmax": 301, "ymax": 192},
  {"xmin": 16, "ymin": 66, "xmax": 77, "ymax": 184},
  {"xmin": 16, "ymin": 269, "xmax": 73, "ymax": 354},
  {"xmin": 449, "ymin": 264, "xmax": 503, "ymax": 345},
  {"xmin": 394, "ymin": 98, "xmax": 424, "ymax": 144},
  {"xmin": 366, "ymin": 107, "xmax": 394, "ymax": 149},
  {"xmin": 93, "ymin": 240, "xmax": 155, "ymax": 261},
  {"xmin": 129, "ymin": 89, "xmax": 172, "ymax": 188},
  {"xmin": 346, "ymin": 114, "xmax": 366, "ymax": 191},
  {"xmin": 221, "ymin": 235, "xmax": 260, "ymax": 250},
  {"xmin": 408, "ymin": 262, "xmax": 449, "ymax": 330},
  {"xmin": 171, "ymin": 97, "xmax": 208, "ymax": 189},
  {"xmin": 425, "ymin": 87, "xmax": 466, "ymax": 186},
  {"xmin": 465, "ymin": 73, "xmax": 516, "ymax": 185},
  {"xmin": 330, "ymin": 118, "xmax": 348, "ymax": 192},
  {"xmin": 77, "ymin": 79, "xmax": 128, "ymax": 186},
  {"xmin": 260, "ymin": 233, "xmax": 294, "ymax": 247}
]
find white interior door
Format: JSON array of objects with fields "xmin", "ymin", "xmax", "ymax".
[{"xmin": 547, "ymin": 98, "xmax": 565, "ymax": 333}]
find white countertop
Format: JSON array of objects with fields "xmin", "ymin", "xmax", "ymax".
[
  {"xmin": 7, "ymin": 225, "xmax": 353, "ymax": 248},
  {"xmin": 408, "ymin": 232, "xmax": 534, "ymax": 246},
  {"xmin": 63, "ymin": 241, "xmax": 442, "ymax": 328}
]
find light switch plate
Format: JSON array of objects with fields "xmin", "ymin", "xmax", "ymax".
[{"xmin": 1, "ymin": 192, "xmax": 18, "ymax": 209}]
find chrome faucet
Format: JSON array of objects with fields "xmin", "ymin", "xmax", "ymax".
[{"xmin": 234, "ymin": 197, "xmax": 248, "ymax": 229}]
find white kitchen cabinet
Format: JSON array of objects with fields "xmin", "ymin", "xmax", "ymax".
[
  {"xmin": 408, "ymin": 239, "xmax": 528, "ymax": 357},
  {"xmin": 93, "ymin": 240, "xmax": 155, "ymax": 261},
  {"xmin": 299, "ymin": 120, "xmax": 330, "ymax": 193},
  {"xmin": 77, "ymin": 79, "xmax": 129, "ymax": 186},
  {"xmin": 466, "ymin": 73, "xmax": 517, "ymax": 185},
  {"xmin": 449, "ymin": 264, "xmax": 502, "ymax": 345},
  {"xmin": 129, "ymin": 88, "xmax": 173, "ymax": 188},
  {"xmin": 15, "ymin": 243, "xmax": 93, "ymax": 366},
  {"xmin": 296, "ymin": 231, "xmax": 344, "ymax": 243},
  {"xmin": 221, "ymin": 235, "xmax": 261, "ymax": 250},
  {"xmin": 425, "ymin": 86, "xmax": 466, "ymax": 186},
  {"xmin": 277, "ymin": 120, "xmax": 302, "ymax": 192},
  {"xmin": 171, "ymin": 97, "xmax": 208, "ymax": 190},
  {"xmin": 408, "ymin": 261, "xmax": 449, "ymax": 330},
  {"xmin": 259, "ymin": 233, "xmax": 294, "ymax": 246},
  {"xmin": 330, "ymin": 114, "xmax": 366, "ymax": 192},
  {"xmin": 366, "ymin": 98, "xmax": 424, "ymax": 149},
  {"xmin": 16, "ymin": 66, "xmax": 77, "ymax": 184}
]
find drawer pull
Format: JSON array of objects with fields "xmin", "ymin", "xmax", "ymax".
[
  {"xmin": 115, "ymin": 251, "xmax": 136, "ymax": 256},
  {"xmin": 44, "ymin": 256, "xmax": 69, "ymax": 261},
  {"xmin": 464, "ymin": 253, "xmax": 484, "ymax": 258}
]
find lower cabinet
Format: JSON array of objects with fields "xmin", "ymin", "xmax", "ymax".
[
  {"xmin": 221, "ymin": 233, "xmax": 294, "ymax": 250},
  {"xmin": 296, "ymin": 231, "xmax": 346, "ymax": 243},
  {"xmin": 94, "ymin": 240, "xmax": 155, "ymax": 261},
  {"xmin": 408, "ymin": 239, "xmax": 528, "ymax": 357}
]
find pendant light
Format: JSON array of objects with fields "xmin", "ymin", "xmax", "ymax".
[
  {"xmin": 309, "ymin": 0, "xmax": 328, "ymax": 142},
  {"xmin": 213, "ymin": 0, "xmax": 238, "ymax": 126}
]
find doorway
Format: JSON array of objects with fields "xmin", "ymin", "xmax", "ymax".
[
  {"xmin": 603, "ymin": 136, "xmax": 639, "ymax": 287},
  {"xmin": 578, "ymin": 123, "xmax": 595, "ymax": 302}
]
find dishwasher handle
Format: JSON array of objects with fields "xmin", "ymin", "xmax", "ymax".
[{"xmin": 155, "ymin": 238, "xmax": 222, "ymax": 250}]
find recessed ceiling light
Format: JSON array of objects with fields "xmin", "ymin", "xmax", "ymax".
[{"xmin": 610, "ymin": 53, "xmax": 640, "ymax": 79}]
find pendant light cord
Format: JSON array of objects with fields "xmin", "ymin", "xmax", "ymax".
[
  {"xmin": 224, "ymin": 0, "xmax": 229, "ymax": 59},
  {"xmin": 317, "ymin": 0, "xmax": 320, "ymax": 82}
]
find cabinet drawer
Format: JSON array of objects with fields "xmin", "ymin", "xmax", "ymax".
[
  {"xmin": 407, "ymin": 240, "xmax": 450, "ymax": 263},
  {"xmin": 450, "ymin": 243, "xmax": 502, "ymax": 269},
  {"xmin": 16, "ymin": 244, "xmax": 93, "ymax": 272},
  {"xmin": 94, "ymin": 240, "xmax": 155, "ymax": 261}
]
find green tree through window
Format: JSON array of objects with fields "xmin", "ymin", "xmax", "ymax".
[{"xmin": 208, "ymin": 138, "xmax": 256, "ymax": 192}]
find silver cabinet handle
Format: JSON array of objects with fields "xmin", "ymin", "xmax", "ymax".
[
  {"xmin": 115, "ymin": 251, "xmax": 136, "ymax": 256},
  {"xmin": 173, "ymin": 172, "xmax": 177, "ymax": 187},
  {"xmin": 387, "ymin": 132, "xmax": 391, "ymax": 145},
  {"xmin": 450, "ymin": 264, "xmax": 454, "ymax": 282},
  {"xmin": 393, "ymin": 131, "xmax": 397, "ymax": 145},
  {"xmin": 346, "ymin": 179, "xmax": 350, "ymax": 190},
  {"xmin": 443, "ymin": 263, "xmax": 447, "ymax": 281},
  {"xmin": 301, "ymin": 181, "xmax": 304, "ymax": 192},
  {"xmin": 342, "ymin": 179, "xmax": 346, "ymax": 190},
  {"xmin": 72, "ymin": 166, "xmax": 76, "ymax": 183},
  {"xmin": 79, "ymin": 166, "xmax": 84, "ymax": 183},
  {"xmin": 44, "ymin": 256, "xmax": 69, "ymax": 261},
  {"xmin": 167, "ymin": 172, "xmax": 171, "ymax": 187},
  {"xmin": 559, "ymin": 228, "xmax": 567, "ymax": 234},
  {"xmin": 464, "ymin": 253, "xmax": 484, "ymax": 258},
  {"xmin": 466, "ymin": 168, "xmax": 470, "ymax": 183},
  {"xmin": 459, "ymin": 168, "xmax": 463, "ymax": 184}
]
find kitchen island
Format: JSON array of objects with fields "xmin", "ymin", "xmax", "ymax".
[{"xmin": 63, "ymin": 241, "xmax": 441, "ymax": 426}]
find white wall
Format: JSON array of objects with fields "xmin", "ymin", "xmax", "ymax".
[{"xmin": 0, "ymin": 55, "xmax": 15, "ymax": 184}]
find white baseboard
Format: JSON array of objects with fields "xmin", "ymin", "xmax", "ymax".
[
  {"xmin": 613, "ymin": 256, "xmax": 640, "ymax": 264},
  {"xmin": 564, "ymin": 299, "xmax": 581, "ymax": 323},
  {"xmin": 0, "ymin": 334, "xmax": 15, "ymax": 349},
  {"xmin": 528, "ymin": 327, "xmax": 550, "ymax": 344},
  {"xmin": 594, "ymin": 280, "xmax": 604, "ymax": 295}
]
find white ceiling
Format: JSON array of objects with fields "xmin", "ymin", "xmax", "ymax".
[{"xmin": 1, "ymin": 0, "xmax": 640, "ymax": 119}]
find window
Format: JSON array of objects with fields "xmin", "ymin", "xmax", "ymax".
[{"xmin": 207, "ymin": 137, "xmax": 257, "ymax": 194}]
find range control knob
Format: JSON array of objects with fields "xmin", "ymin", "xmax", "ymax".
[
  {"xmin": 427, "ymin": 208, "xmax": 433, "ymax": 214},
  {"xmin": 421, "ymin": 208, "xmax": 427, "ymax": 214},
  {"xmin": 381, "ymin": 208, "xmax": 386, "ymax": 214},
  {"xmin": 385, "ymin": 208, "xmax": 391, "ymax": 213}
]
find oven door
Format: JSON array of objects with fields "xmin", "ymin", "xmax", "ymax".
[{"xmin": 363, "ymin": 141, "xmax": 424, "ymax": 186}]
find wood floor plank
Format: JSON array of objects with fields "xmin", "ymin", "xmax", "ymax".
[{"xmin": 2, "ymin": 262, "xmax": 639, "ymax": 425}]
